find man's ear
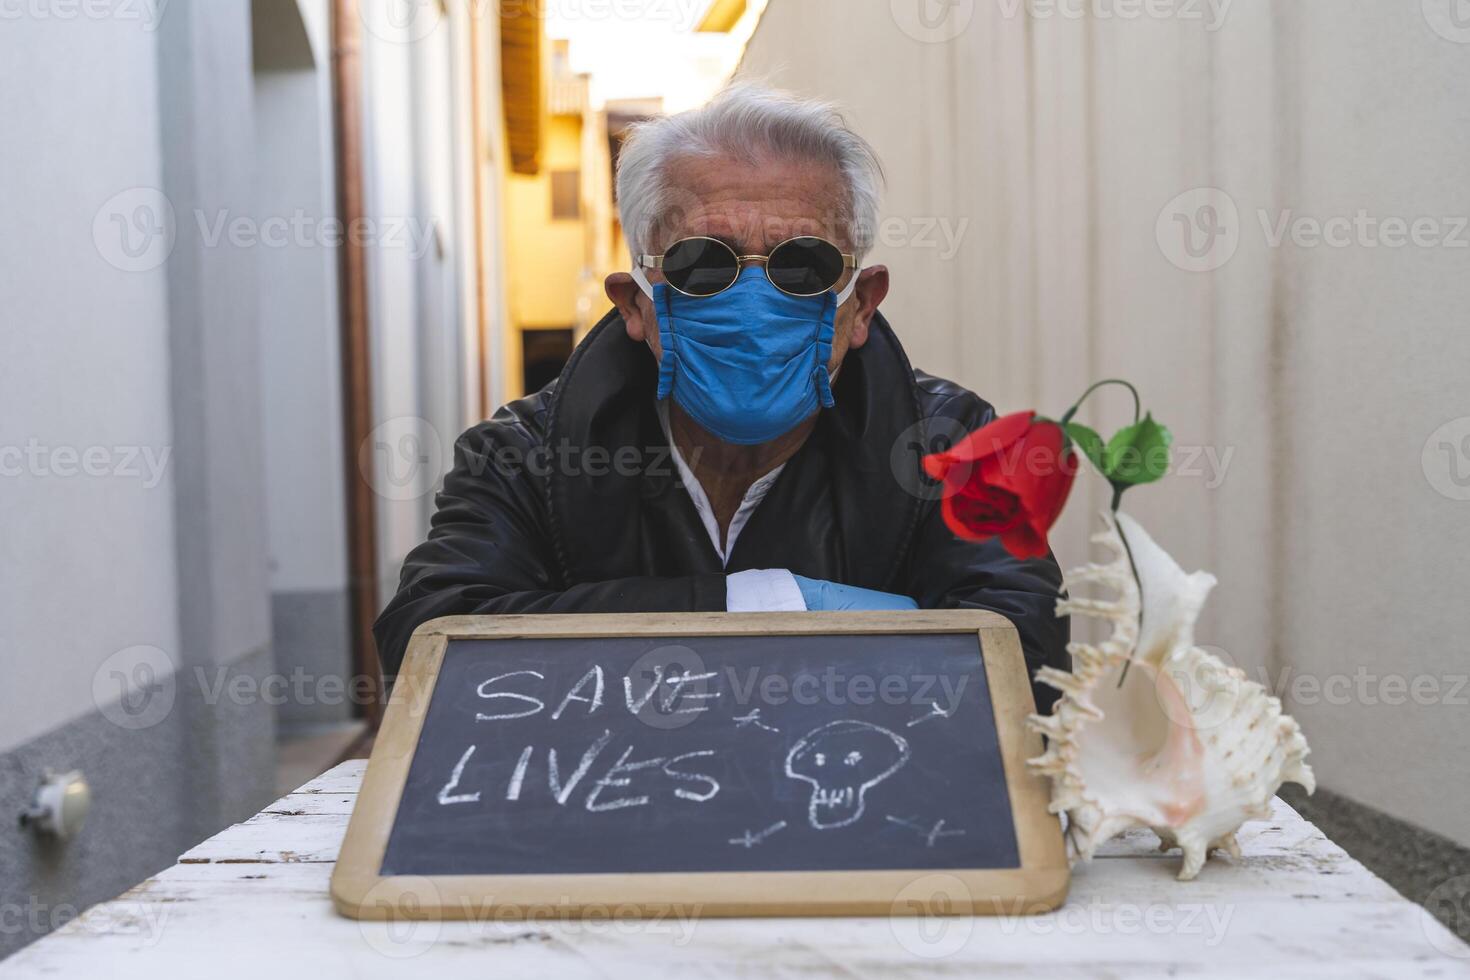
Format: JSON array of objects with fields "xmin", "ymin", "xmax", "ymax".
[
  {"xmin": 606, "ymin": 272, "xmax": 653, "ymax": 343},
  {"xmin": 846, "ymin": 265, "xmax": 890, "ymax": 351}
]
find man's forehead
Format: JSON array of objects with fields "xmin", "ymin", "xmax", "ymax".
[
  {"xmin": 658, "ymin": 154, "xmax": 849, "ymax": 252},
  {"xmin": 678, "ymin": 212, "xmax": 846, "ymax": 251}
]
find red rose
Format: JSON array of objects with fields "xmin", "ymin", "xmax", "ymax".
[{"xmin": 922, "ymin": 412, "xmax": 1077, "ymax": 560}]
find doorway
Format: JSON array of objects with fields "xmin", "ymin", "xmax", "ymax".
[{"xmin": 522, "ymin": 328, "xmax": 576, "ymax": 394}]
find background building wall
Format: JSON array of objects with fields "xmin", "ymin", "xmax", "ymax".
[
  {"xmin": 740, "ymin": 0, "xmax": 1470, "ymax": 847},
  {"xmin": 359, "ymin": 0, "xmax": 487, "ymax": 605},
  {"xmin": 1, "ymin": 0, "xmax": 181, "ymax": 758},
  {"xmin": 0, "ymin": 0, "xmax": 278, "ymax": 959},
  {"xmin": 253, "ymin": 0, "xmax": 352, "ymax": 730},
  {"xmin": 507, "ymin": 114, "xmax": 589, "ymax": 330},
  {"xmin": 0, "ymin": 0, "xmax": 507, "ymax": 957},
  {"xmin": 501, "ymin": 49, "xmax": 622, "ymax": 403}
]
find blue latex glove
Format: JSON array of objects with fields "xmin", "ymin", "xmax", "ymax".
[{"xmin": 791, "ymin": 575, "xmax": 919, "ymax": 611}]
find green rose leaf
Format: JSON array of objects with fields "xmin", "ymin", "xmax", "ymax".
[
  {"xmin": 1103, "ymin": 413, "xmax": 1173, "ymax": 485},
  {"xmin": 1064, "ymin": 422, "xmax": 1108, "ymax": 474}
]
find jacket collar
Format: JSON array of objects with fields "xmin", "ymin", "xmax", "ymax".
[{"xmin": 543, "ymin": 310, "xmax": 926, "ymax": 591}]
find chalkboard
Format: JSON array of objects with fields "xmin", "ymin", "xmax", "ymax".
[{"xmin": 332, "ymin": 613, "xmax": 1068, "ymax": 919}]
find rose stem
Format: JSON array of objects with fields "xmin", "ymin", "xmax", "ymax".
[
  {"xmin": 1058, "ymin": 380, "xmax": 1145, "ymax": 689},
  {"xmin": 1112, "ymin": 500, "xmax": 1143, "ymax": 689},
  {"xmin": 1058, "ymin": 378, "xmax": 1142, "ymax": 428}
]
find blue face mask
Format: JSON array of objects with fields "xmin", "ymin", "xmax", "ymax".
[{"xmin": 633, "ymin": 266, "xmax": 858, "ymax": 446}]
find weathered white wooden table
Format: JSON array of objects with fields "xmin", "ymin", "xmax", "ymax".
[{"xmin": 6, "ymin": 760, "xmax": 1469, "ymax": 978}]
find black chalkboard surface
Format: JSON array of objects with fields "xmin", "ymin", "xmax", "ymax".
[
  {"xmin": 332, "ymin": 613, "xmax": 1068, "ymax": 919},
  {"xmin": 382, "ymin": 632, "xmax": 1016, "ymax": 876}
]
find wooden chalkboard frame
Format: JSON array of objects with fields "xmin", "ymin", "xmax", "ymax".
[{"xmin": 331, "ymin": 611, "xmax": 1069, "ymax": 919}]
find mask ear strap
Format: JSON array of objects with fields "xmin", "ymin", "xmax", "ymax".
[
  {"xmin": 629, "ymin": 266, "xmax": 675, "ymax": 398},
  {"xmin": 815, "ymin": 270, "xmax": 859, "ymax": 408},
  {"xmin": 815, "ymin": 293, "xmax": 838, "ymax": 409},
  {"xmin": 631, "ymin": 265, "xmax": 656, "ymax": 300}
]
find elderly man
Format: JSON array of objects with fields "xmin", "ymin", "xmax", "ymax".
[{"xmin": 374, "ymin": 84, "xmax": 1068, "ymax": 703}]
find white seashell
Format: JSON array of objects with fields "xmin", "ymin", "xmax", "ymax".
[{"xmin": 1027, "ymin": 511, "xmax": 1315, "ymax": 880}]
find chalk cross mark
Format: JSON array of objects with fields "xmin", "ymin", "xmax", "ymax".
[
  {"xmin": 907, "ymin": 702, "xmax": 953, "ymax": 727},
  {"xmin": 885, "ymin": 815, "xmax": 966, "ymax": 848},
  {"xmin": 728, "ymin": 821, "xmax": 788, "ymax": 849},
  {"xmin": 733, "ymin": 709, "xmax": 779, "ymax": 733}
]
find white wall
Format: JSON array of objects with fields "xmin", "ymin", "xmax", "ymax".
[
  {"xmin": 741, "ymin": 0, "xmax": 1470, "ymax": 846},
  {"xmin": 1, "ymin": 4, "xmax": 279, "ymax": 955},
  {"xmin": 0, "ymin": 11, "xmax": 181, "ymax": 752},
  {"xmin": 360, "ymin": 2, "xmax": 485, "ymax": 604},
  {"xmin": 1279, "ymin": 0, "xmax": 1470, "ymax": 846},
  {"xmin": 255, "ymin": 0, "xmax": 348, "ymax": 597},
  {"xmin": 252, "ymin": 0, "xmax": 354, "ymax": 728}
]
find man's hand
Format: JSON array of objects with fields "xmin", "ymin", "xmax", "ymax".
[{"xmin": 791, "ymin": 575, "xmax": 919, "ymax": 611}]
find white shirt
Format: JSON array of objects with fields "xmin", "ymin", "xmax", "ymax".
[{"xmin": 658, "ymin": 403, "xmax": 807, "ymax": 612}]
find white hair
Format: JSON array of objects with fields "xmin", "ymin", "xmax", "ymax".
[{"xmin": 616, "ymin": 82, "xmax": 885, "ymax": 263}]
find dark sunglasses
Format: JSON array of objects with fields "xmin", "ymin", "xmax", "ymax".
[{"xmin": 639, "ymin": 236, "xmax": 857, "ymax": 298}]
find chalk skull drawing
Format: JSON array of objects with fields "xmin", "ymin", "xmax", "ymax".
[{"xmin": 784, "ymin": 721, "xmax": 911, "ymax": 829}]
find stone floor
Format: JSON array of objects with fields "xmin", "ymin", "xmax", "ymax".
[{"xmin": 274, "ymin": 721, "xmax": 370, "ymax": 797}]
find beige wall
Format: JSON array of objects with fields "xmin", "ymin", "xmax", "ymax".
[
  {"xmin": 742, "ymin": 0, "xmax": 1470, "ymax": 846},
  {"xmin": 502, "ymin": 102, "xmax": 624, "ymax": 400},
  {"xmin": 507, "ymin": 114, "xmax": 588, "ymax": 331}
]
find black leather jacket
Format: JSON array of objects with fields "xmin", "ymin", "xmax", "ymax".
[{"xmin": 374, "ymin": 310, "xmax": 1069, "ymax": 709}]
